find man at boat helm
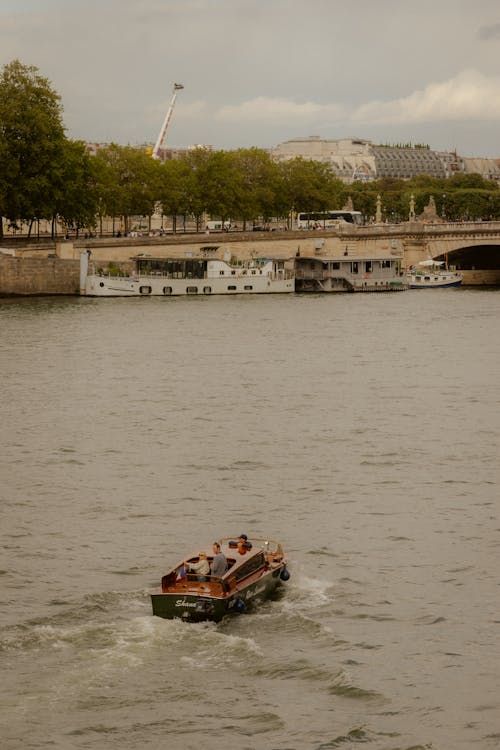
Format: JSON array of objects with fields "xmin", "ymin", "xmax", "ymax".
[
  {"xmin": 211, "ymin": 542, "xmax": 228, "ymax": 577},
  {"xmin": 237, "ymin": 534, "xmax": 249, "ymax": 555},
  {"xmin": 187, "ymin": 552, "xmax": 210, "ymax": 581}
]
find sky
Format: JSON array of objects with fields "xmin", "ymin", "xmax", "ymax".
[{"xmin": 2, "ymin": 0, "xmax": 500, "ymax": 157}]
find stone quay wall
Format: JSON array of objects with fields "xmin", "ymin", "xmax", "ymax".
[{"xmin": 0, "ymin": 256, "xmax": 81, "ymax": 296}]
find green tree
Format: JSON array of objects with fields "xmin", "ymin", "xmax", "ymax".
[
  {"xmin": 91, "ymin": 148, "xmax": 123, "ymax": 235},
  {"xmin": 232, "ymin": 148, "xmax": 283, "ymax": 228},
  {"xmin": 279, "ymin": 158, "xmax": 345, "ymax": 223},
  {"xmin": 446, "ymin": 189, "xmax": 497, "ymax": 221},
  {"xmin": 157, "ymin": 157, "xmax": 196, "ymax": 233},
  {"xmin": 93, "ymin": 144, "xmax": 158, "ymax": 233},
  {"xmin": 52, "ymin": 140, "xmax": 99, "ymax": 236},
  {"xmin": 448, "ymin": 173, "xmax": 496, "ymax": 190},
  {"xmin": 348, "ymin": 182, "xmax": 378, "ymax": 221},
  {"xmin": 0, "ymin": 59, "xmax": 67, "ymax": 237},
  {"xmin": 194, "ymin": 150, "xmax": 244, "ymax": 225}
]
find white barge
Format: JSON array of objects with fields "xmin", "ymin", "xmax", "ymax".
[{"xmin": 84, "ymin": 254, "xmax": 294, "ymax": 296}]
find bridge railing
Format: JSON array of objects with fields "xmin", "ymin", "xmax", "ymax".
[{"xmin": 337, "ymin": 220, "xmax": 500, "ymax": 237}]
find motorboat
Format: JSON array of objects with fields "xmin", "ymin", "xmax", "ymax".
[
  {"xmin": 407, "ymin": 260, "xmax": 463, "ymax": 288},
  {"xmin": 151, "ymin": 537, "xmax": 290, "ymax": 622}
]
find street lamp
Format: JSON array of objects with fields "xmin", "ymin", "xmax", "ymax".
[{"xmin": 442, "ymin": 194, "xmax": 446, "ymax": 220}]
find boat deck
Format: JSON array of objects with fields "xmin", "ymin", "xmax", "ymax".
[{"xmin": 160, "ymin": 538, "xmax": 284, "ymax": 597}]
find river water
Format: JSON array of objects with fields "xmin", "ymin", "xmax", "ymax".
[{"xmin": 0, "ymin": 289, "xmax": 499, "ymax": 750}]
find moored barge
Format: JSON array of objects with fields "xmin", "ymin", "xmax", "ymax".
[
  {"xmin": 84, "ymin": 254, "xmax": 294, "ymax": 296},
  {"xmin": 295, "ymin": 254, "xmax": 407, "ymax": 292}
]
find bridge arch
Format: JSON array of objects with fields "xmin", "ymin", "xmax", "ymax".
[{"xmin": 433, "ymin": 243, "xmax": 500, "ymax": 270}]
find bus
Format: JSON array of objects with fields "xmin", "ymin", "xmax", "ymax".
[
  {"xmin": 296, "ymin": 210, "xmax": 363, "ymax": 229},
  {"xmin": 206, "ymin": 220, "xmax": 232, "ymax": 231}
]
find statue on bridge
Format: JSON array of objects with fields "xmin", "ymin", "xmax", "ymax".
[
  {"xmin": 409, "ymin": 194, "xmax": 416, "ymax": 222},
  {"xmin": 419, "ymin": 195, "xmax": 443, "ymax": 223}
]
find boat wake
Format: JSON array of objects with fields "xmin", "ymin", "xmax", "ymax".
[
  {"xmin": 0, "ymin": 587, "xmax": 264, "ymax": 669},
  {"xmin": 0, "ymin": 569, "xmax": 338, "ymax": 675}
]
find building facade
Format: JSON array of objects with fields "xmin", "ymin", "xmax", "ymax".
[{"xmin": 271, "ymin": 136, "xmax": 500, "ymax": 184}]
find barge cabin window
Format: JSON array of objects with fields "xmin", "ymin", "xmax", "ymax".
[{"xmin": 137, "ymin": 258, "xmax": 208, "ymax": 279}]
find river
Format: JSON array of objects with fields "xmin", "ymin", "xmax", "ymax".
[{"xmin": 0, "ymin": 289, "xmax": 499, "ymax": 750}]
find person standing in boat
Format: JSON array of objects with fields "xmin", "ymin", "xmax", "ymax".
[
  {"xmin": 188, "ymin": 552, "xmax": 210, "ymax": 581},
  {"xmin": 211, "ymin": 542, "xmax": 228, "ymax": 577}
]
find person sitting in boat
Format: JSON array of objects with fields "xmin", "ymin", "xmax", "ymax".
[
  {"xmin": 237, "ymin": 534, "xmax": 250, "ymax": 555},
  {"xmin": 211, "ymin": 542, "xmax": 228, "ymax": 577},
  {"xmin": 187, "ymin": 552, "xmax": 210, "ymax": 581}
]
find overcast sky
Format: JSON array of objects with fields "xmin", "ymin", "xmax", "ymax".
[{"xmin": 2, "ymin": 0, "xmax": 500, "ymax": 156}]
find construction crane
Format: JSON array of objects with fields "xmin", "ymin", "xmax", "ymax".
[{"xmin": 151, "ymin": 83, "xmax": 184, "ymax": 160}]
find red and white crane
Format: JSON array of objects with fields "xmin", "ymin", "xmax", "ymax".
[{"xmin": 152, "ymin": 83, "xmax": 184, "ymax": 160}]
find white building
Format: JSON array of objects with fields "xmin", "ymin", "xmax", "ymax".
[{"xmin": 271, "ymin": 136, "xmax": 500, "ymax": 184}]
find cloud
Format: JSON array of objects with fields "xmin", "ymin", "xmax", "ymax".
[
  {"xmin": 478, "ymin": 22, "xmax": 500, "ymax": 40},
  {"xmin": 215, "ymin": 97, "xmax": 345, "ymax": 125},
  {"xmin": 352, "ymin": 70, "xmax": 500, "ymax": 124},
  {"xmin": 211, "ymin": 71, "xmax": 500, "ymax": 134}
]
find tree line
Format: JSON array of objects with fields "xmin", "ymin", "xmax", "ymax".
[{"xmin": 1, "ymin": 60, "xmax": 500, "ymax": 239}]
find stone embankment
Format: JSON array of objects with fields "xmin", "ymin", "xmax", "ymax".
[
  {"xmin": 0, "ymin": 255, "xmax": 81, "ymax": 296},
  {"xmin": 1, "ymin": 223, "xmax": 500, "ymax": 294}
]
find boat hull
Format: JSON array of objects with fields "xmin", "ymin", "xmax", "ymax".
[
  {"xmin": 407, "ymin": 271, "xmax": 463, "ymax": 288},
  {"xmin": 85, "ymin": 274, "xmax": 294, "ymax": 296},
  {"xmin": 407, "ymin": 279, "xmax": 462, "ymax": 288},
  {"xmin": 151, "ymin": 566, "xmax": 284, "ymax": 622}
]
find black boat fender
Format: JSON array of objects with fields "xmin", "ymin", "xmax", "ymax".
[
  {"xmin": 235, "ymin": 598, "xmax": 246, "ymax": 612},
  {"xmin": 280, "ymin": 565, "xmax": 290, "ymax": 581}
]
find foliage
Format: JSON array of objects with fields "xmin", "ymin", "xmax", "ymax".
[
  {"xmin": 278, "ymin": 157, "xmax": 346, "ymax": 217},
  {"xmin": 232, "ymin": 148, "xmax": 283, "ymax": 226},
  {"xmin": 92, "ymin": 144, "xmax": 159, "ymax": 231},
  {"xmin": 53, "ymin": 139, "xmax": 99, "ymax": 232},
  {"xmin": 0, "ymin": 59, "xmax": 99, "ymax": 237}
]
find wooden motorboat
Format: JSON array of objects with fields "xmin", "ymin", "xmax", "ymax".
[{"xmin": 151, "ymin": 537, "xmax": 290, "ymax": 622}]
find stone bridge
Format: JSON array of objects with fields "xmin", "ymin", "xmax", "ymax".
[{"xmin": 4, "ymin": 219, "xmax": 500, "ymax": 287}]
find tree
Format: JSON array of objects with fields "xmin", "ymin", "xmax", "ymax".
[
  {"xmin": 279, "ymin": 158, "xmax": 345, "ymax": 222},
  {"xmin": 348, "ymin": 182, "xmax": 378, "ymax": 221},
  {"xmin": 91, "ymin": 148, "xmax": 123, "ymax": 235},
  {"xmin": 445, "ymin": 189, "xmax": 498, "ymax": 221},
  {"xmin": 448, "ymin": 173, "xmax": 496, "ymax": 190},
  {"xmin": 52, "ymin": 140, "xmax": 99, "ymax": 236},
  {"xmin": 157, "ymin": 157, "xmax": 196, "ymax": 233},
  {"xmin": 232, "ymin": 148, "xmax": 282, "ymax": 228},
  {"xmin": 191, "ymin": 150, "xmax": 244, "ymax": 225},
  {"xmin": 0, "ymin": 59, "xmax": 67, "ymax": 237},
  {"xmin": 93, "ymin": 144, "xmax": 159, "ymax": 233}
]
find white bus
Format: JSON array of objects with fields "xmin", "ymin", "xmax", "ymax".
[
  {"xmin": 206, "ymin": 220, "xmax": 232, "ymax": 231},
  {"xmin": 296, "ymin": 210, "xmax": 363, "ymax": 229}
]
